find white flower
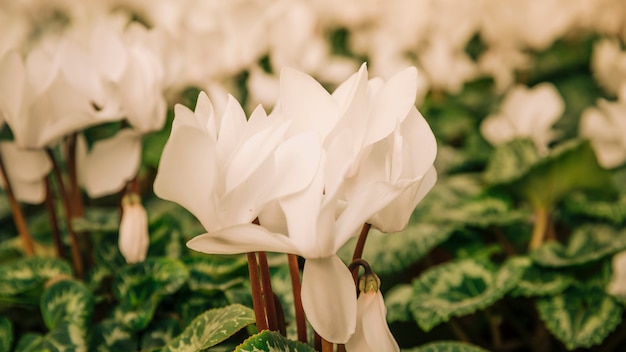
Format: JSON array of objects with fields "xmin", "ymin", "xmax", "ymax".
[
  {"xmin": 0, "ymin": 142, "xmax": 52, "ymax": 204},
  {"xmin": 345, "ymin": 290, "xmax": 399, "ymax": 352},
  {"xmin": 579, "ymin": 86, "xmax": 626, "ymax": 168},
  {"xmin": 480, "ymin": 83, "xmax": 564, "ymax": 154},
  {"xmin": 119, "ymin": 193, "xmax": 149, "ymax": 264},
  {"xmin": 591, "ymin": 38, "xmax": 626, "ymax": 95},
  {"xmin": 157, "ymin": 65, "xmax": 436, "ymax": 344}
]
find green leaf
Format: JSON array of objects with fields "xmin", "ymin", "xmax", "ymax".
[
  {"xmin": 40, "ymin": 279, "xmax": 94, "ymax": 330},
  {"xmin": 413, "ymin": 174, "xmax": 485, "ymax": 222},
  {"xmin": 385, "ymin": 284, "xmax": 413, "ymax": 323},
  {"xmin": 531, "ymin": 225, "xmax": 626, "ymax": 267},
  {"xmin": 234, "ymin": 330, "xmax": 315, "ymax": 352},
  {"xmin": 511, "ymin": 264, "xmax": 573, "ymax": 297},
  {"xmin": 72, "ymin": 208, "xmax": 120, "ymax": 233},
  {"xmin": 0, "ymin": 257, "xmax": 72, "ymax": 296},
  {"xmin": 431, "ymin": 193, "xmax": 529, "ymax": 228},
  {"xmin": 404, "ymin": 341, "xmax": 489, "ymax": 352},
  {"xmin": 162, "ymin": 304, "xmax": 255, "ymax": 352},
  {"xmin": 339, "ymin": 223, "xmax": 455, "ymax": 276},
  {"xmin": 563, "ymin": 192, "xmax": 626, "ymax": 225},
  {"xmin": 410, "ymin": 257, "xmax": 528, "ymax": 331},
  {"xmin": 0, "ymin": 316, "xmax": 12, "ymax": 352},
  {"xmin": 141, "ymin": 318, "xmax": 181, "ymax": 350},
  {"xmin": 536, "ymin": 287, "xmax": 622, "ymax": 350},
  {"xmin": 487, "ymin": 140, "xmax": 614, "ymax": 208},
  {"xmin": 184, "ymin": 255, "xmax": 248, "ymax": 294},
  {"xmin": 112, "ymin": 298, "xmax": 159, "ymax": 331},
  {"xmin": 114, "ymin": 257, "xmax": 189, "ymax": 303},
  {"xmin": 15, "ymin": 323, "xmax": 88, "ymax": 352},
  {"xmin": 89, "ymin": 320, "xmax": 137, "ymax": 352},
  {"xmin": 484, "ymin": 139, "xmax": 540, "ymax": 185}
]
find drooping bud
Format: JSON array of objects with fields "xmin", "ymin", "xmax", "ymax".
[
  {"xmin": 358, "ymin": 271, "xmax": 381, "ymax": 294},
  {"xmin": 119, "ymin": 192, "xmax": 149, "ymax": 264}
]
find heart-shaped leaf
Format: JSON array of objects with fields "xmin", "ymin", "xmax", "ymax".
[
  {"xmin": 536, "ymin": 287, "xmax": 622, "ymax": 350},
  {"xmin": 0, "ymin": 257, "xmax": 72, "ymax": 296},
  {"xmin": 40, "ymin": 279, "xmax": 94, "ymax": 330},
  {"xmin": 410, "ymin": 257, "xmax": 528, "ymax": 331},
  {"xmin": 162, "ymin": 304, "xmax": 255, "ymax": 352},
  {"xmin": 234, "ymin": 330, "xmax": 315, "ymax": 352},
  {"xmin": 531, "ymin": 225, "xmax": 626, "ymax": 267}
]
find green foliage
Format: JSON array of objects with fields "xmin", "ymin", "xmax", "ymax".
[
  {"xmin": 162, "ymin": 304, "xmax": 255, "ymax": 352},
  {"xmin": 410, "ymin": 257, "xmax": 528, "ymax": 331},
  {"xmin": 235, "ymin": 330, "xmax": 315, "ymax": 352},
  {"xmin": 339, "ymin": 223, "xmax": 455, "ymax": 276},
  {"xmin": 40, "ymin": 279, "xmax": 94, "ymax": 330},
  {"xmin": 531, "ymin": 225, "xmax": 626, "ymax": 267},
  {"xmin": 404, "ymin": 341, "xmax": 489, "ymax": 352},
  {"xmin": 563, "ymin": 192, "xmax": 626, "ymax": 225},
  {"xmin": 511, "ymin": 264, "xmax": 573, "ymax": 297},
  {"xmin": 0, "ymin": 257, "xmax": 72, "ymax": 297},
  {"xmin": 184, "ymin": 255, "xmax": 248, "ymax": 294},
  {"xmin": 0, "ymin": 316, "xmax": 12, "ymax": 352},
  {"xmin": 536, "ymin": 287, "xmax": 623, "ymax": 350}
]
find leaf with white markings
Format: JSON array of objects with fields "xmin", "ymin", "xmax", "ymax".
[
  {"xmin": 40, "ymin": 279, "xmax": 94, "ymax": 330},
  {"xmin": 0, "ymin": 257, "xmax": 72, "ymax": 296},
  {"xmin": 162, "ymin": 304, "xmax": 255, "ymax": 352},
  {"xmin": 234, "ymin": 330, "xmax": 315, "ymax": 352},
  {"xmin": 404, "ymin": 341, "xmax": 489, "ymax": 352},
  {"xmin": 531, "ymin": 225, "xmax": 626, "ymax": 267},
  {"xmin": 410, "ymin": 257, "xmax": 528, "ymax": 331},
  {"xmin": 184, "ymin": 255, "xmax": 248, "ymax": 294},
  {"xmin": 537, "ymin": 287, "xmax": 622, "ymax": 350}
]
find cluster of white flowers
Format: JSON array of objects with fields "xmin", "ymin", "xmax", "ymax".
[{"xmin": 154, "ymin": 64, "xmax": 436, "ymax": 349}]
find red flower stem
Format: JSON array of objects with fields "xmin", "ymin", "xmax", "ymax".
[
  {"xmin": 247, "ymin": 252, "xmax": 268, "ymax": 331},
  {"xmin": 314, "ymin": 332, "xmax": 322, "ymax": 351},
  {"xmin": 66, "ymin": 134, "xmax": 84, "ymax": 217},
  {"xmin": 321, "ymin": 338, "xmax": 334, "ymax": 352},
  {"xmin": 288, "ymin": 254, "xmax": 307, "ymax": 343},
  {"xmin": 0, "ymin": 151, "xmax": 35, "ymax": 256},
  {"xmin": 44, "ymin": 176, "xmax": 64, "ymax": 258},
  {"xmin": 46, "ymin": 149, "xmax": 84, "ymax": 278},
  {"xmin": 351, "ymin": 223, "xmax": 371, "ymax": 282},
  {"xmin": 257, "ymin": 251, "xmax": 279, "ymax": 331}
]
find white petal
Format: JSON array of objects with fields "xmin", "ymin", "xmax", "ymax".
[
  {"xmin": 186, "ymin": 224, "xmax": 299, "ymax": 255},
  {"xmin": 0, "ymin": 52, "xmax": 24, "ymax": 122},
  {"xmin": 82, "ymin": 130, "xmax": 141, "ymax": 198},
  {"xmin": 361, "ymin": 291, "xmax": 400, "ymax": 352},
  {"xmin": 119, "ymin": 203, "xmax": 149, "ymax": 264},
  {"xmin": 279, "ymin": 67, "xmax": 339, "ymax": 138},
  {"xmin": 0, "ymin": 142, "xmax": 51, "ymax": 183},
  {"xmin": 300, "ymin": 256, "xmax": 357, "ymax": 343},
  {"xmin": 269, "ymin": 132, "xmax": 322, "ymax": 198},
  {"xmin": 364, "ymin": 66, "xmax": 418, "ymax": 146},
  {"xmin": 216, "ymin": 95, "xmax": 247, "ymax": 166},
  {"xmin": 153, "ymin": 124, "xmax": 218, "ymax": 232}
]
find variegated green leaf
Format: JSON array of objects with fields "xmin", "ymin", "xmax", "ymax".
[
  {"xmin": 72, "ymin": 208, "xmax": 120, "ymax": 233},
  {"xmin": 141, "ymin": 318, "xmax": 181, "ymax": 350},
  {"xmin": 89, "ymin": 320, "xmax": 137, "ymax": 352},
  {"xmin": 184, "ymin": 255, "xmax": 248, "ymax": 293},
  {"xmin": 410, "ymin": 257, "xmax": 528, "ymax": 331},
  {"xmin": 162, "ymin": 304, "xmax": 255, "ymax": 352},
  {"xmin": 112, "ymin": 298, "xmax": 159, "ymax": 331},
  {"xmin": 511, "ymin": 264, "xmax": 573, "ymax": 297},
  {"xmin": 0, "ymin": 316, "xmax": 12, "ymax": 352},
  {"xmin": 40, "ymin": 279, "xmax": 94, "ymax": 330},
  {"xmin": 403, "ymin": 341, "xmax": 489, "ymax": 352},
  {"xmin": 15, "ymin": 323, "xmax": 88, "ymax": 352},
  {"xmin": 114, "ymin": 257, "xmax": 189, "ymax": 302},
  {"xmin": 385, "ymin": 284, "xmax": 413, "ymax": 323},
  {"xmin": 564, "ymin": 192, "xmax": 626, "ymax": 225},
  {"xmin": 431, "ymin": 193, "xmax": 529, "ymax": 228},
  {"xmin": 536, "ymin": 287, "xmax": 622, "ymax": 350},
  {"xmin": 484, "ymin": 138, "xmax": 539, "ymax": 186},
  {"xmin": 339, "ymin": 223, "xmax": 455, "ymax": 276},
  {"xmin": 531, "ymin": 225, "xmax": 626, "ymax": 267},
  {"xmin": 234, "ymin": 330, "xmax": 315, "ymax": 352},
  {"xmin": 0, "ymin": 257, "xmax": 72, "ymax": 296}
]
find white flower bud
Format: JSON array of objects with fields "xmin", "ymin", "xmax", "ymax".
[{"xmin": 119, "ymin": 194, "xmax": 149, "ymax": 264}]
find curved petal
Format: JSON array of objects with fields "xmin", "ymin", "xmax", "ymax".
[
  {"xmin": 119, "ymin": 203, "xmax": 149, "ymax": 264},
  {"xmin": 0, "ymin": 52, "xmax": 24, "ymax": 123},
  {"xmin": 279, "ymin": 67, "xmax": 339, "ymax": 138},
  {"xmin": 300, "ymin": 256, "xmax": 357, "ymax": 344},
  {"xmin": 82, "ymin": 130, "xmax": 141, "ymax": 198},
  {"xmin": 186, "ymin": 224, "xmax": 299, "ymax": 255},
  {"xmin": 364, "ymin": 66, "xmax": 418, "ymax": 146},
  {"xmin": 269, "ymin": 132, "xmax": 322, "ymax": 199},
  {"xmin": 360, "ymin": 291, "xmax": 399, "ymax": 352},
  {"xmin": 153, "ymin": 124, "xmax": 218, "ymax": 232}
]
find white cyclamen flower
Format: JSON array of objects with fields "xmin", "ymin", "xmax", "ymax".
[
  {"xmin": 480, "ymin": 82, "xmax": 564, "ymax": 154},
  {"xmin": 579, "ymin": 86, "xmax": 626, "ymax": 169},
  {"xmin": 119, "ymin": 193, "xmax": 149, "ymax": 264},
  {"xmin": 345, "ymin": 290, "xmax": 399, "ymax": 352},
  {"xmin": 159, "ymin": 65, "xmax": 436, "ymax": 344}
]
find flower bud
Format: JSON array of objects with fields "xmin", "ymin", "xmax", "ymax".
[
  {"xmin": 119, "ymin": 193, "xmax": 149, "ymax": 264},
  {"xmin": 359, "ymin": 271, "xmax": 381, "ymax": 294}
]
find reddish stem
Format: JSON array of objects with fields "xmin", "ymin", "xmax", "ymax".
[
  {"xmin": 258, "ymin": 251, "xmax": 279, "ymax": 331},
  {"xmin": 247, "ymin": 252, "xmax": 268, "ymax": 331},
  {"xmin": 288, "ymin": 254, "xmax": 307, "ymax": 343}
]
